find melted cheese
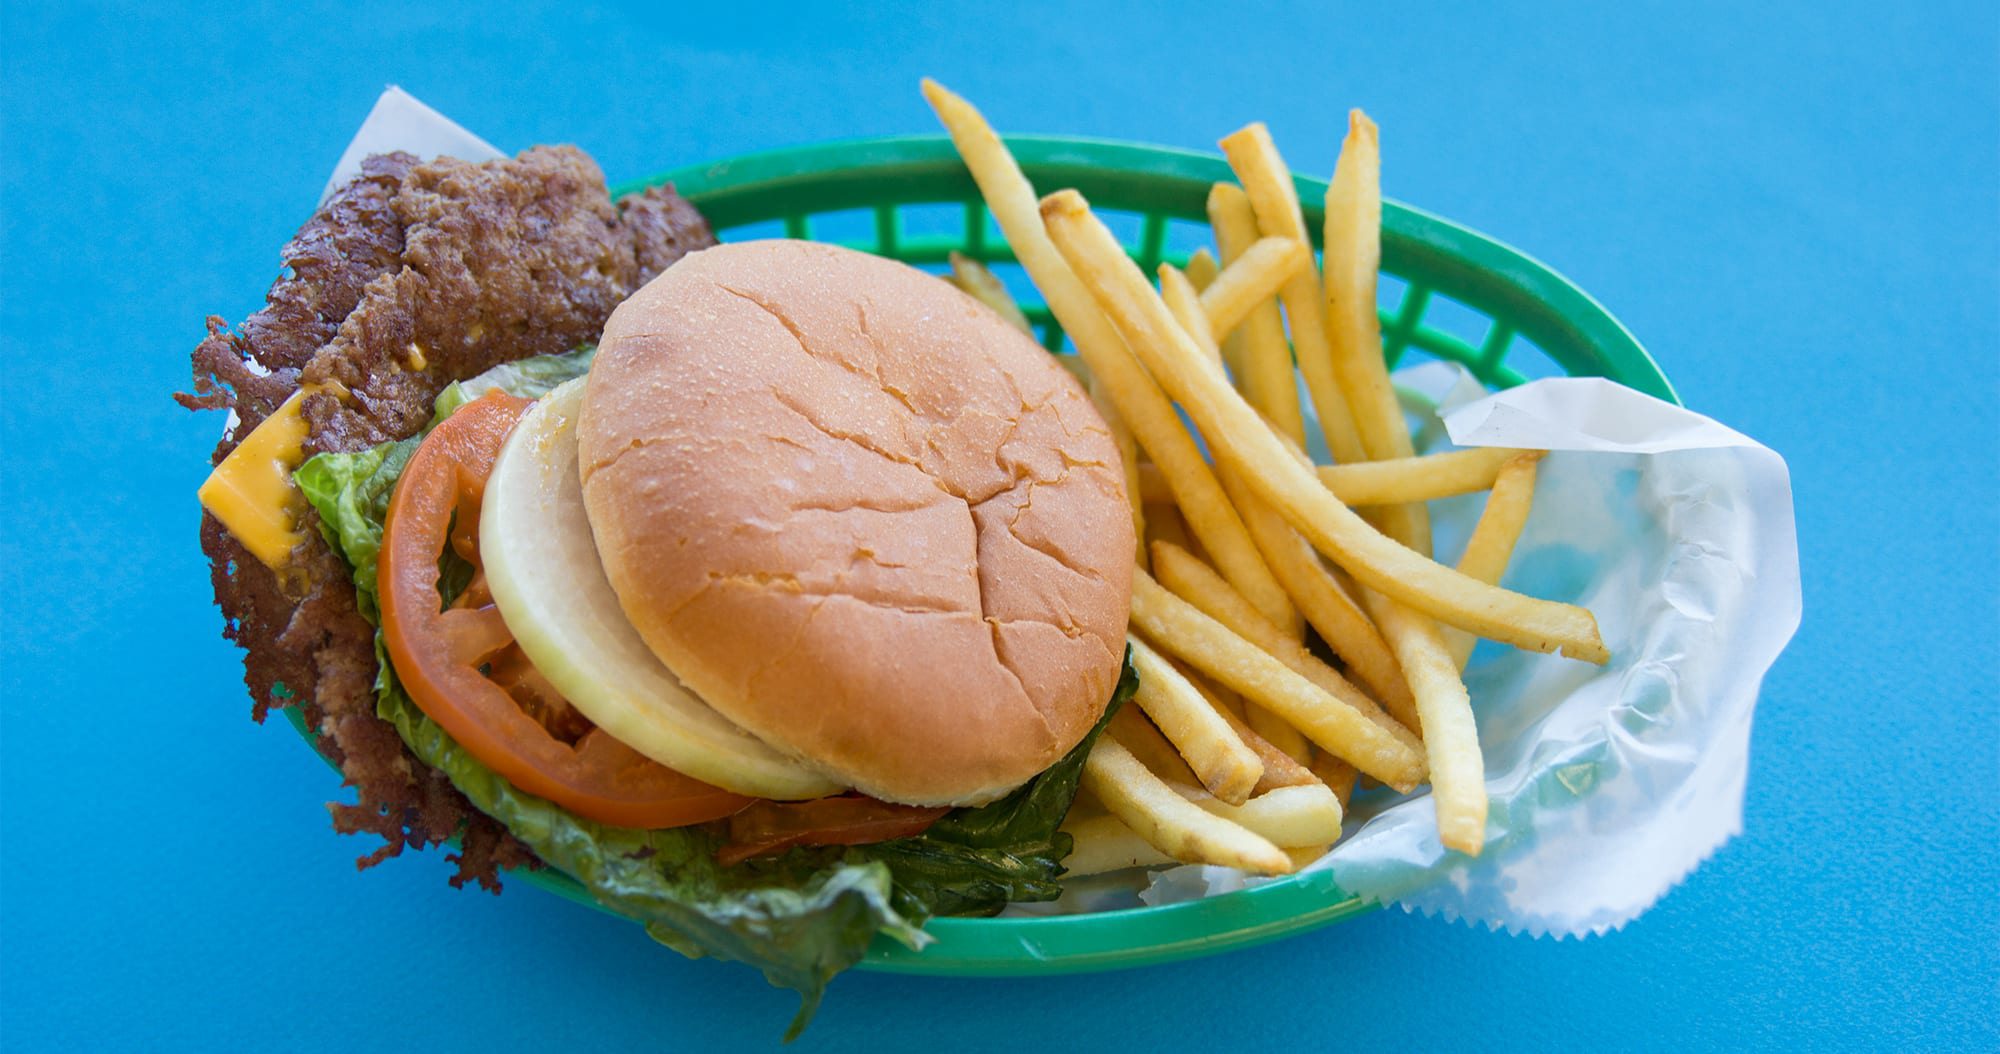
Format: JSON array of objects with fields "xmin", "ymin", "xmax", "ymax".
[{"xmin": 197, "ymin": 390, "xmax": 313, "ymax": 569}]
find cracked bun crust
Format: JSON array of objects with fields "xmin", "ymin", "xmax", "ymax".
[{"xmin": 576, "ymin": 240, "xmax": 1133, "ymax": 806}]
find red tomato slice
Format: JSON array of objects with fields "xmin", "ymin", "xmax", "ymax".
[
  {"xmin": 717, "ymin": 797, "xmax": 951, "ymax": 866},
  {"xmin": 378, "ymin": 391, "xmax": 751, "ymax": 829}
]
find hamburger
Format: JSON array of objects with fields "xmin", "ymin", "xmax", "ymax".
[{"xmin": 182, "ymin": 147, "xmax": 1136, "ymax": 1032}]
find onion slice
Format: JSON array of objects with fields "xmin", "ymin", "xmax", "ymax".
[{"xmin": 481, "ymin": 376, "xmax": 843, "ymax": 801}]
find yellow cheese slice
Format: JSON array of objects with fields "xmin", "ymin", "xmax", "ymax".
[{"xmin": 196, "ymin": 390, "xmax": 313, "ymax": 569}]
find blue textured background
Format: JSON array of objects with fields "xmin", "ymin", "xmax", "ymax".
[{"xmin": 2, "ymin": 3, "xmax": 1993, "ymax": 1049}]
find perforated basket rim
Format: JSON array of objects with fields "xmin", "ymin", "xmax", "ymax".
[{"xmin": 614, "ymin": 134, "xmax": 1676, "ymax": 405}]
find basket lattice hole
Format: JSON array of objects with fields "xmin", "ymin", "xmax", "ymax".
[
  {"xmin": 1389, "ymin": 288, "xmax": 1496, "ymax": 378},
  {"xmin": 1376, "ymin": 272, "xmax": 1411, "ymax": 315},
  {"xmin": 1418, "ymin": 292, "xmax": 1496, "ymax": 347},
  {"xmin": 972, "ymin": 209, "xmax": 1013, "ymax": 263},
  {"xmin": 720, "ymin": 218, "xmax": 788, "ymax": 243},
  {"xmin": 1096, "ymin": 210, "xmax": 1148, "ymax": 263},
  {"xmin": 891, "ymin": 201, "xmax": 965, "ymax": 265},
  {"xmin": 1161, "ymin": 218, "xmax": 1216, "ymax": 273},
  {"xmin": 1497, "ymin": 334, "xmax": 1564, "ymax": 387},
  {"xmin": 961, "ymin": 259, "xmax": 1060, "ymax": 350},
  {"xmin": 894, "ymin": 202, "xmax": 962, "ymax": 236},
  {"xmin": 807, "ymin": 208, "xmax": 878, "ymax": 251}
]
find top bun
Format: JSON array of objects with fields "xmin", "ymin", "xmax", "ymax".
[{"xmin": 576, "ymin": 240, "xmax": 1133, "ymax": 805}]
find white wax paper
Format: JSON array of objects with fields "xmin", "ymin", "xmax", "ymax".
[
  {"xmin": 319, "ymin": 86, "xmax": 500, "ymax": 202},
  {"xmin": 323, "ymin": 89, "xmax": 1802, "ymax": 941},
  {"xmin": 1128, "ymin": 365, "xmax": 1801, "ymax": 937}
]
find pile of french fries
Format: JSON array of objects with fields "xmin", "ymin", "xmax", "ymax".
[{"xmin": 926, "ymin": 81, "xmax": 1607, "ymax": 873}]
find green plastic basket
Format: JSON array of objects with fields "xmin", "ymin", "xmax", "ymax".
[{"xmin": 291, "ymin": 134, "xmax": 1675, "ymax": 978}]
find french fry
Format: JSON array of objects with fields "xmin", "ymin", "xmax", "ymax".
[
  {"xmin": 1128, "ymin": 636, "xmax": 1263, "ymax": 805},
  {"xmin": 1199, "ymin": 236, "xmax": 1311, "ymax": 341},
  {"xmin": 1060, "ymin": 813, "xmax": 1174, "ymax": 876},
  {"xmin": 1158, "ymin": 264, "xmax": 1223, "ymax": 367},
  {"xmin": 1320, "ymin": 111, "xmax": 1410, "ymax": 463},
  {"xmin": 1087, "ymin": 372, "xmax": 1146, "ymax": 568},
  {"xmin": 1244, "ymin": 707, "xmax": 1311, "ymax": 766},
  {"xmin": 1160, "ymin": 267, "xmax": 1313, "ymax": 648},
  {"xmin": 1316, "ymin": 446, "xmax": 1536, "ymax": 506},
  {"xmin": 1129, "ymin": 569, "xmax": 1427, "ymax": 789},
  {"xmin": 1210, "ymin": 461, "xmax": 1417, "ymax": 724},
  {"xmin": 1215, "ymin": 411, "xmax": 1415, "ymax": 716},
  {"xmin": 924, "ymin": 81, "xmax": 1298, "ymax": 630},
  {"xmin": 1218, "ymin": 123, "xmax": 1366, "ymax": 465},
  {"xmin": 1083, "ymin": 736, "xmax": 1294, "ymax": 874},
  {"xmin": 1207, "ymin": 183, "xmax": 1306, "ymax": 447},
  {"xmin": 1362, "ymin": 550, "xmax": 1488, "ymax": 854},
  {"xmin": 1445, "ymin": 452, "xmax": 1545, "ymax": 667},
  {"xmin": 1142, "ymin": 499, "xmax": 1205, "ymax": 569},
  {"xmin": 1321, "ymin": 114, "xmax": 1488, "ymax": 853},
  {"xmin": 1175, "ymin": 660, "xmax": 1322, "ymax": 792},
  {"xmin": 1151, "ymin": 541, "xmax": 1418, "ymax": 746},
  {"xmin": 1285, "ymin": 845, "xmax": 1331, "ymax": 869},
  {"xmin": 1108, "ymin": 705, "xmax": 1199, "ymax": 787},
  {"xmin": 1156, "ymin": 452, "xmax": 1539, "ymax": 521},
  {"xmin": 1038, "ymin": 188, "xmax": 1609, "ymax": 663},
  {"xmin": 1307, "ymin": 750, "xmax": 1359, "ymax": 810},
  {"xmin": 1174, "ymin": 782, "xmax": 1345, "ymax": 849},
  {"xmin": 1185, "ymin": 247, "xmax": 1221, "ymax": 291},
  {"xmin": 946, "ymin": 250, "xmax": 1033, "ymax": 334},
  {"xmin": 1184, "ymin": 249, "xmax": 1231, "ymax": 374}
]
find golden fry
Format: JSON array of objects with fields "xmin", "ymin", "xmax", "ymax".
[
  {"xmin": 1129, "ymin": 636, "xmax": 1264, "ymax": 805},
  {"xmin": 1207, "ymin": 182, "xmax": 1306, "ymax": 447},
  {"xmin": 1037, "ymin": 188, "xmax": 1609, "ymax": 663},
  {"xmin": 1129, "ymin": 569, "xmax": 1428, "ymax": 789},
  {"xmin": 1108, "ymin": 706, "xmax": 1200, "ymax": 787},
  {"xmin": 946, "ymin": 250, "xmax": 1033, "ymax": 334},
  {"xmin": 1445, "ymin": 452, "xmax": 1545, "ymax": 667},
  {"xmin": 1199, "ymin": 236, "xmax": 1311, "ymax": 341},
  {"xmin": 1150, "ymin": 541, "xmax": 1418, "ymax": 746},
  {"xmin": 1060, "ymin": 812, "xmax": 1175, "ymax": 876},
  {"xmin": 1084, "ymin": 735, "xmax": 1294, "ymax": 874},
  {"xmin": 1162, "ymin": 264, "xmax": 1303, "ymax": 645},
  {"xmin": 1316, "ymin": 446, "xmax": 1535, "ymax": 506},
  {"xmin": 1186, "ymin": 247, "xmax": 1221, "ymax": 291},
  {"xmin": 1210, "ymin": 463, "xmax": 1418, "ymax": 724},
  {"xmin": 1174, "ymin": 782, "xmax": 1346, "ymax": 849},
  {"xmin": 1307, "ymin": 750, "xmax": 1359, "ymax": 810},
  {"xmin": 1319, "ymin": 114, "xmax": 1487, "ymax": 852},
  {"xmin": 1361, "ymin": 530, "xmax": 1488, "ymax": 855},
  {"xmin": 1218, "ymin": 123, "xmax": 1366, "ymax": 465},
  {"xmin": 1245, "ymin": 701, "xmax": 1312, "ymax": 765},
  {"xmin": 1158, "ymin": 264, "xmax": 1223, "ymax": 367},
  {"xmin": 1320, "ymin": 111, "xmax": 1409, "ymax": 463},
  {"xmin": 1178, "ymin": 661, "xmax": 1322, "ymax": 792}
]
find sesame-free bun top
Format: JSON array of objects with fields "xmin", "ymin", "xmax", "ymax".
[{"xmin": 576, "ymin": 240, "xmax": 1133, "ymax": 806}]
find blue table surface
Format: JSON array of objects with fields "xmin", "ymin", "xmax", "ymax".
[{"xmin": 3, "ymin": 2, "xmax": 1994, "ymax": 1050}]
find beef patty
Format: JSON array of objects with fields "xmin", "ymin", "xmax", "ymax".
[{"xmin": 178, "ymin": 146, "xmax": 717, "ymax": 890}]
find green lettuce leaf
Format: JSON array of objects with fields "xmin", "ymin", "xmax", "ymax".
[
  {"xmin": 432, "ymin": 345, "xmax": 597, "ymax": 421},
  {"xmin": 293, "ymin": 435, "xmax": 416, "ymax": 623},
  {"xmin": 375, "ymin": 675, "xmax": 920, "ymax": 1038},
  {"xmin": 295, "ymin": 348, "xmax": 1132, "ymax": 1037}
]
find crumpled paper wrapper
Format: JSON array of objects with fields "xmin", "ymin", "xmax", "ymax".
[
  {"xmin": 324, "ymin": 89, "xmax": 1802, "ymax": 941},
  {"xmin": 1128, "ymin": 362, "xmax": 1801, "ymax": 937}
]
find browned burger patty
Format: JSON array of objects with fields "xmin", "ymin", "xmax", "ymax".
[{"xmin": 178, "ymin": 145, "xmax": 717, "ymax": 890}]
